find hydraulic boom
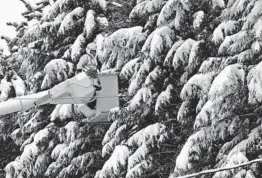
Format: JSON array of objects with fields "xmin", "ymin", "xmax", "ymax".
[{"xmin": 0, "ymin": 72, "xmax": 96, "ymax": 116}]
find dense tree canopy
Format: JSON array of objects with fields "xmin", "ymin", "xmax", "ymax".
[{"xmin": 1, "ymin": 0, "xmax": 262, "ymax": 178}]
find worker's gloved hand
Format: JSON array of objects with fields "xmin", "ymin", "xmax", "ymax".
[
  {"xmin": 93, "ymin": 79, "xmax": 102, "ymax": 91},
  {"xmin": 83, "ymin": 65, "xmax": 98, "ymax": 79},
  {"xmin": 83, "ymin": 65, "xmax": 102, "ymax": 91}
]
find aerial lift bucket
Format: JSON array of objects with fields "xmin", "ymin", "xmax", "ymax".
[{"xmin": 86, "ymin": 73, "xmax": 119, "ymax": 123}]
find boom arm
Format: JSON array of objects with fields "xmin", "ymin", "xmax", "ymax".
[{"xmin": 0, "ymin": 72, "xmax": 96, "ymax": 116}]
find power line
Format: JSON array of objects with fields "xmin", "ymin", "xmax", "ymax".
[{"xmin": 171, "ymin": 158, "xmax": 262, "ymax": 178}]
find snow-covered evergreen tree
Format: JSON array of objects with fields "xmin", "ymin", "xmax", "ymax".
[{"xmin": 4, "ymin": 0, "xmax": 262, "ymax": 178}]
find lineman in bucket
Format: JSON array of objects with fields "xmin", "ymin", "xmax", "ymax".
[{"xmin": 72, "ymin": 54, "xmax": 102, "ymax": 121}]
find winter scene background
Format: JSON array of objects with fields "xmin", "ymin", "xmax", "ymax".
[{"xmin": 0, "ymin": 0, "xmax": 262, "ymax": 178}]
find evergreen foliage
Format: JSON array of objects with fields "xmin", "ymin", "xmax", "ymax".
[{"xmin": 2, "ymin": 0, "xmax": 262, "ymax": 178}]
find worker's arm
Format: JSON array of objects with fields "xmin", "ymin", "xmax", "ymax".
[{"xmin": 83, "ymin": 65, "xmax": 102, "ymax": 91}]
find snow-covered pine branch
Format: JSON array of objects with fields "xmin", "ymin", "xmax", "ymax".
[
  {"xmin": 99, "ymin": 26, "xmax": 146, "ymax": 73},
  {"xmin": 129, "ymin": 0, "xmax": 166, "ymax": 20},
  {"xmin": 58, "ymin": 7, "xmax": 85, "ymax": 36},
  {"xmin": 194, "ymin": 64, "xmax": 246, "ymax": 129},
  {"xmin": 97, "ymin": 145, "xmax": 130, "ymax": 178},
  {"xmin": 41, "ymin": 59, "xmax": 74, "ymax": 90}
]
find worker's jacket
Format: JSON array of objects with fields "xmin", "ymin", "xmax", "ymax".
[{"xmin": 84, "ymin": 65, "xmax": 102, "ymax": 91}]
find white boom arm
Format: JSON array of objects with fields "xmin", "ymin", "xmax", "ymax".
[{"xmin": 0, "ymin": 72, "xmax": 96, "ymax": 116}]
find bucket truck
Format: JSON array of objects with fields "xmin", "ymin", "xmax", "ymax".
[{"xmin": 0, "ymin": 71, "xmax": 119, "ymax": 123}]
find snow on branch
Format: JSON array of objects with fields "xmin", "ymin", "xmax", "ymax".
[
  {"xmin": 174, "ymin": 127, "xmax": 213, "ymax": 176},
  {"xmin": 212, "ymin": 0, "xmax": 225, "ymax": 9},
  {"xmin": 0, "ymin": 78, "xmax": 13, "ymax": 102},
  {"xmin": 50, "ymin": 104, "xmax": 73, "ymax": 122},
  {"xmin": 6, "ymin": 125, "xmax": 58, "ymax": 178},
  {"xmin": 194, "ymin": 64, "xmax": 246, "ymax": 129},
  {"xmin": 208, "ymin": 64, "xmax": 245, "ymax": 101},
  {"xmin": 129, "ymin": 0, "xmax": 166, "ymax": 20},
  {"xmin": 102, "ymin": 120, "xmax": 122, "ymax": 146},
  {"xmin": 84, "ymin": 10, "xmax": 98, "ymax": 40},
  {"xmin": 177, "ymin": 101, "xmax": 194, "ymax": 124},
  {"xmin": 11, "ymin": 75, "xmax": 26, "ymax": 96},
  {"xmin": 24, "ymin": 11, "xmax": 43, "ymax": 21},
  {"xmin": 158, "ymin": 0, "xmax": 224, "ymax": 28},
  {"xmin": 128, "ymin": 87, "xmax": 153, "ymax": 111},
  {"xmin": 178, "ymin": 72, "xmax": 215, "ymax": 123},
  {"xmin": 41, "ymin": 59, "xmax": 74, "ymax": 90},
  {"xmin": 247, "ymin": 61, "xmax": 262, "ymax": 103},
  {"xmin": 102, "ymin": 124, "xmax": 127, "ymax": 157},
  {"xmin": 101, "ymin": 123, "xmax": 167, "ymax": 178},
  {"xmin": 212, "ymin": 126, "xmax": 262, "ymax": 178},
  {"xmin": 91, "ymin": 0, "xmax": 107, "ymax": 11},
  {"xmin": 164, "ymin": 40, "xmax": 184, "ymax": 66},
  {"xmin": 45, "ymin": 139, "xmax": 86, "ymax": 177},
  {"xmin": 155, "ymin": 84, "xmax": 174, "ymax": 112},
  {"xmin": 127, "ymin": 123, "xmax": 167, "ymax": 148},
  {"xmin": 212, "ymin": 21, "xmax": 241, "ymax": 45},
  {"xmin": 128, "ymin": 144, "xmax": 150, "ymax": 171},
  {"xmin": 180, "ymin": 40, "xmax": 205, "ymax": 83},
  {"xmin": 218, "ymin": 31, "xmax": 250, "ymax": 55},
  {"xmin": 19, "ymin": 0, "xmax": 37, "ymax": 11},
  {"xmin": 180, "ymin": 72, "xmax": 215, "ymax": 101},
  {"xmin": 174, "ymin": 120, "xmax": 233, "ymax": 176},
  {"xmin": 172, "ymin": 39, "xmax": 196, "ymax": 71},
  {"xmin": 100, "ymin": 26, "xmax": 146, "ymax": 72},
  {"xmin": 128, "ymin": 130, "xmax": 169, "ymax": 177},
  {"xmin": 193, "ymin": 11, "xmax": 205, "ymax": 30},
  {"xmin": 98, "ymin": 145, "xmax": 130, "ymax": 178},
  {"xmin": 58, "ymin": 7, "xmax": 85, "ymax": 36},
  {"xmin": 216, "ymin": 133, "xmax": 243, "ymax": 163},
  {"xmin": 57, "ymin": 151, "xmax": 101, "ymax": 178},
  {"xmin": 63, "ymin": 121, "xmax": 80, "ymax": 144},
  {"xmin": 68, "ymin": 33, "xmax": 87, "ymax": 63},
  {"xmin": 43, "ymin": 0, "xmax": 89, "ymax": 20},
  {"xmin": 157, "ymin": 0, "xmax": 177, "ymax": 26},
  {"xmin": 242, "ymin": 1, "xmax": 262, "ymax": 30},
  {"xmin": 198, "ymin": 57, "xmax": 223, "ymax": 74},
  {"xmin": 145, "ymin": 66, "xmax": 163, "ymax": 87},
  {"xmin": 19, "ymin": 23, "xmax": 42, "ymax": 46},
  {"xmin": 149, "ymin": 26, "xmax": 174, "ymax": 64},
  {"xmin": 128, "ymin": 58, "xmax": 153, "ymax": 95},
  {"xmin": 51, "ymin": 143, "xmax": 67, "ymax": 160},
  {"xmin": 126, "ymin": 159, "xmax": 152, "ymax": 178},
  {"xmin": 40, "ymin": 11, "xmax": 66, "ymax": 34},
  {"xmin": 120, "ymin": 57, "xmax": 142, "ymax": 80}
]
